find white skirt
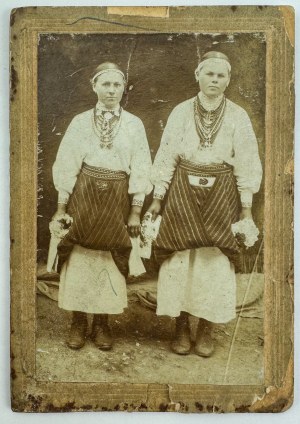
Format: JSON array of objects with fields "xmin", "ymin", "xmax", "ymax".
[
  {"xmin": 58, "ymin": 244, "xmax": 127, "ymax": 314},
  {"xmin": 156, "ymin": 247, "xmax": 236, "ymax": 323}
]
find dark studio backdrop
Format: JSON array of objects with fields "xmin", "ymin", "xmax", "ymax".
[{"xmin": 37, "ymin": 32, "xmax": 266, "ymax": 271}]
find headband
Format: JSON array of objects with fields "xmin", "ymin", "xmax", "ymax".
[
  {"xmin": 195, "ymin": 58, "xmax": 231, "ymax": 79},
  {"xmin": 91, "ymin": 69, "xmax": 126, "ymax": 84}
]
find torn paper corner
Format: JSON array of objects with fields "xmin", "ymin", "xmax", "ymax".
[{"xmin": 249, "ymin": 353, "xmax": 294, "ymax": 412}]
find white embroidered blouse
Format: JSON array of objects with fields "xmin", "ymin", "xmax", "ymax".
[
  {"xmin": 151, "ymin": 94, "xmax": 263, "ymax": 206},
  {"xmin": 53, "ymin": 105, "xmax": 153, "ymax": 205}
]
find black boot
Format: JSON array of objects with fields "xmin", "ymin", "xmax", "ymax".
[
  {"xmin": 91, "ymin": 314, "xmax": 113, "ymax": 351},
  {"xmin": 66, "ymin": 311, "xmax": 88, "ymax": 350},
  {"xmin": 171, "ymin": 312, "xmax": 191, "ymax": 355},
  {"xmin": 195, "ymin": 318, "xmax": 215, "ymax": 357}
]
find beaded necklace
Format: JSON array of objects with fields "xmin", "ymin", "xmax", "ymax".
[
  {"xmin": 92, "ymin": 108, "xmax": 122, "ymax": 149},
  {"xmin": 194, "ymin": 95, "xmax": 226, "ymax": 149}
]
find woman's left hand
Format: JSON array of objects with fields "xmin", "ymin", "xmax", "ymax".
[
  {"xmin": 240, "ymin": 207, "xmax": 253, "ymax": 220},
  {"xmin": 127, "ymin": 209, "xmax": 141, "ymax": 238}
]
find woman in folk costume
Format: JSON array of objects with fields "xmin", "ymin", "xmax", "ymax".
[
  {"xmin": 52, "ymin": 62, "xmax": 152, "ymax": 350},
  {"xmin": 148, "ymin": 51, "xmax": 262, "ymax": 357}
]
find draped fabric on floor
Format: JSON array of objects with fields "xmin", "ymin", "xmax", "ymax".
[
  {"xmin": 154, "ymin": 158, "xmax": 241, "ymax": 265},
  {"xmin": 57, "ymin": 163, "xmax": 131, "ymax": 276}
]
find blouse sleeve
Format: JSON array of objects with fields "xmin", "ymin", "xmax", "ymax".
[
  {"xmin": 232, "ymin": 108, "xmax": 263, "ymax": 207},
  {"xmin": 52, "ymin": 116, "xmax": 85, "ymax": 204},
  {"xmin": 151, "ymin": 104, "xmax": 187, "ymax": 199},
  {"xmin": 128, "ymin": 118, "xmax": 153, "ymax": 205}
]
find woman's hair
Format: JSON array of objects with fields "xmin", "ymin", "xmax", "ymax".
[
  {"xmin": 90, "ymin": 62, "xmax": 126, "ymax": 84},
  {"xmin": 195, "ymin": 51, "xmax": 231, "ymax": 78}
]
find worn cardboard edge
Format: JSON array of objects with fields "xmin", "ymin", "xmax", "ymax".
[
  {"xmin": 107, "ymin": 6, "xmax": 169, "ymax": 18},
  {"xmin": 249, "ymin": 352, "xmax": 294, "ymax": 412},
  {"xmin": 9, "ymin": 5, "xmax": 287, "ymax": 31},
  {"xmin": 278, "ymin": 6, "xmax": 295, "ymax": 47},
  {"xmin": 9, "ymin": 5, "xmax": 294, "ymax": 413}
]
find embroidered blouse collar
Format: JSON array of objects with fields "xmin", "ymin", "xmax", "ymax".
[
  {"xmin": 95, "ymin": 101, "xmax": 121, "ymax": 116},
  {"xmin": 198, "ymin": 91, "xmax": 224, "ymax": 111}
]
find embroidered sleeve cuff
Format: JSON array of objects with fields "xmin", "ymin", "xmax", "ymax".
[
  {"xmin": 153, "ymin": 185, "xmax": 166, "ymax": 200},
  {"xmin": 132, "ymin": 193, "xmax": 145, "ymax": 206},
  {"xmin": 153, "ymin": 193, "xmax": 164, "ymax": 200},
  {"xmin": 58, "ymin": 191, "xmax": 70, "ymax": 204},
  {"xmin": 240, "ymin": 190, "xmax": 253, "ymax": 208},
  {"xmin": 132, "ymin": 199, "xmax": 144, "ymax": 207}
]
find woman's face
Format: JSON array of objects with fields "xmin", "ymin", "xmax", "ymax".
[
  {"xmin": 93, "ymin": 71, "xmax": 125, "ymax": 108},
  {"xmin": 197, "ymin": 62, "xmax": 230, "ymax": 98}
]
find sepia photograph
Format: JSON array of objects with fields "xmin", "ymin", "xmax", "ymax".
[
  {"xmin": 36, "ymin": 31, "xmax": 265, "ymax": 386},
  {"xmin": 9, "ymin": 5, "xmax": 294, "ymax": 413}
]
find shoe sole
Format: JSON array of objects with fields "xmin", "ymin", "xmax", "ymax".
[
  {"xmin": 91, "ymin": 336, "xmax": 113, "ymax": 351},
  {"xmin": 94, "ymin": 345, "xmax": 113, "ymax": 351},
  {"xmin": 171, "ymin": 346, "xmax": 191, "ymax": 355},
  {"xmin": 66, "ymin": 342, "xmax": 85, "ymax": 350},
  {"xmin": 194, "ymin": 349, "xmax": 214, "ymax": 357},
  {"xmin": 172, "ymin": 350, "xmax": 191, "ymax": 355}
]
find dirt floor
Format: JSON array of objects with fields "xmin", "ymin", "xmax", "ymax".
[{"xmin": 36, "ymin": 287, "xmax": 264, "ymax": 385}]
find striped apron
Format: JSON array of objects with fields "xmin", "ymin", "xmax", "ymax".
[
  {"xmin": 154, "ymin": 158, "xmax": 241, "ymax": 265},
  {"xmin": 57, "ymin": 163, "xmax": 131, "ymax": 276}
]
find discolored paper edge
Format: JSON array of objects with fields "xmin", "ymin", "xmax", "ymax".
[{"xmin": 107, "ymin": 6, "xmax": 169, "ymax": 18}]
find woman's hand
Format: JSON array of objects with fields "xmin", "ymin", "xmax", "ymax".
[
  {"xmin": 127, "ymin": 206, "xmax": 141, "ymax": 238},
  {"xmin": 51, "ymin": 204, "xmax": 73, "ymax": 228},
  {"xmin": 240, "ymin": 207, "xmax": 253, "ymax": 221},
  {"xmin": 235, "ymin": 232, "xmax": 246, "ymax": 248},
  {"xmin": 147, "ymin": 199, "xmax": 162, "ymax": 222}
]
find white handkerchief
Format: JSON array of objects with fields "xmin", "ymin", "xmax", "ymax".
[
  {"xmin": 231, "ymin": 218, "xmax": 259, "ymax": 248},
  {"xmin": 139, "ymin": 213, "xmax": 162, "ymax": 259},
  {"xmin": 129, "ymin": 236, "xmax": 146, "ymax": 276},
  {"xmin": 46, "ymin": 235, "xmax": 60, "ymax": 273}
]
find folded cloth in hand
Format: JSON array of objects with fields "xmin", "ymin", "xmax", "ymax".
[
  {"xmin": 46, "ymin": 214, "xmax": 73, "ymax": 273},
  {"xmin": 231, "ymin": 218, "xmax": 259, "ymax": 248},
  {"xmin": 129, "ymin": 236, "xmax": 147, "ymax": 277},
  {"xmin": 139, "ymin": 212, "xmax": 162, "ymax": 259}
]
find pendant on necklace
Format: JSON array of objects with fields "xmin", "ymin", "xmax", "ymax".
[
  {"xmin": 103, "ymin": 111, "xmax": 113, "ymax": 121},
  {"xmin": 204, "ymin": 112, "xmax": 213, "ymax": 125},
  {"xmin": 100, "ymin": 141, "xmax": 113, "ymax": 149}
]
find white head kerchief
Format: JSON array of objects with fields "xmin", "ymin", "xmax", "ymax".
[
  {"xmin": 195, "ymin": 58, "xmax": 231, "ymax": 81},
  {"xmin": 91, "ymin": 69, "xmax": 126, "ymax": 84}
]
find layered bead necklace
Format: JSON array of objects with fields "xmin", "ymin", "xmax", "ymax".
[
  {"xmin": 194, "ymin": 94, "xmax": 226, "ymax": 149},
  {"xmin": 92, "ymin": 107, "xmax": 122, "ymax": 149}
]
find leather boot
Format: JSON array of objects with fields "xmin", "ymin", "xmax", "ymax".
[
  {"xmin": 91, "ymin": 314, "xmax": 113, "ymax": 351},
  {"xmin": 171, "ymin": 312, "xmax": 191, "ymax": 355},
  {"xmin": 66, "ymin": 311, "xmax": 88, "ymax": 350},
  {"xmin": 195, "ymin": 318, "xmax": 214, "ymax": 357}
]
